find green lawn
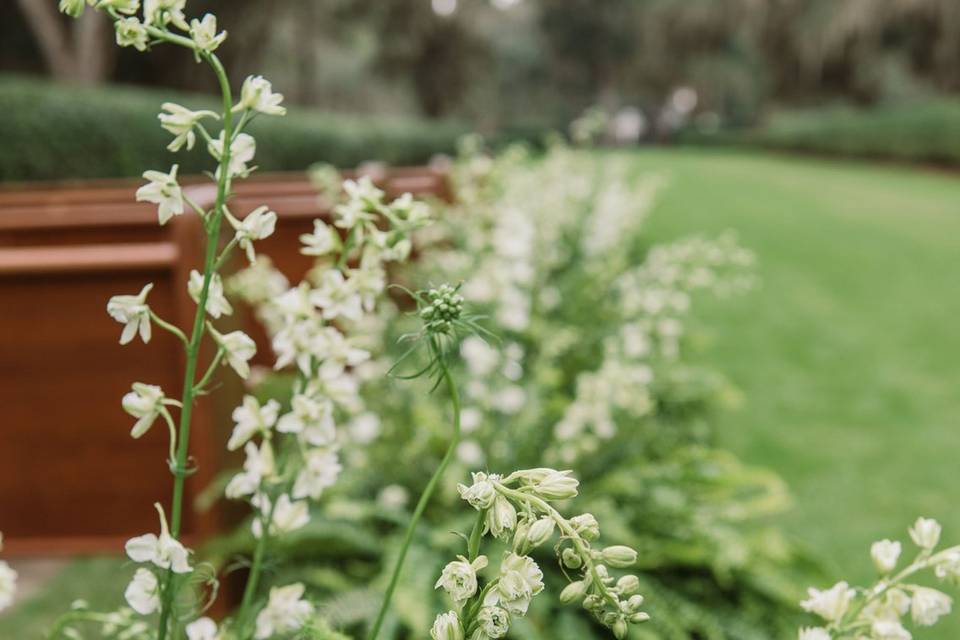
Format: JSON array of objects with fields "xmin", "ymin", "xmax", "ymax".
[{"xmin": 630, "ymin": 147, "xmax": 960, "ymax": 638}]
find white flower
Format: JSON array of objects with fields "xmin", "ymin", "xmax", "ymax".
[
  {"xmin": 798, "ymin": 628, "xmax": 831, "ymax": 640},
  {"xmin": 228, "ymin": 396, "xmax": 280, "ymax": 450},
  {"xmin": 292, "ymin": 448, "xmax": 342, "ymax": 500},
  {"xmin": 189, "ymin": 14, "xmax": 226, "ymax": 54},
  {"xmin": 277, "ymin": 393, "xmax": 336, "ymax": 446},
  {"xmin": 317, "ymin": 327, "xmax": 370, "ymax": 379},
  {"xmin": 124, "ymin": 568, "xmax": 160, "ymax": 615},
  {"xmin": 300, "ymin": 220, "xmax": 340, "ymax": 256},
  {"xmin": 188, "ymin": 270, "xmax": 233, "ymax": 318},
  {"xmin": 252, "ymin": 494, "xmax": 310, "ymax": 538},
  {"xmin": 461, "ymin": 336, "xmax": 499, "ymax": 377},
  {"xmin": 115, "ymin": 17, "xmax": 148, "ymax": 51},
  {"xmin": 186, "ymin": 617, "xmax": 219, "ymax": 640},
  {"xmin": 144, "ymin": 0, "xmax": 188, "ymax": 30},
  {"xmin": 910, "ymin": 586, "xmax": 952, "ymax": 626},
  {"xmin": 436, "ymin": 555, "xmax": 488, "ymax": 605},
  {"xmin": 871, "ymin": 539, "xmax": 902, "ymax": 574},
  {"xmin": 136, "ymin": 165, "xmax": 184, "ymax": 225},
  {"xmin": 935, "ymin": 550, "xmax": 960, "ymax": 583},
  {"xmin": 107, "ymin": 283, "xmax": 154, "ymax": 345},
  {"xmin": 457, "ymin": 472, "xmax": 498, "ymax": 510},
  {"xmin": 100, "ymin": 0, "xmax": 140, "ymax": 14},
  {"xmin": 209, "ymin": 326, "xmax": 257, "ymax": 379},
  {"xmin": 528, "ymin": 469, "xmax": 579, "ymax": 500},
  {"xmin": 209, "ymin": 132, "xmax": 257, "ymax": 178},
  {"xmin": 430, "ymin": 611, "xmax": 464, "ymax": 640},
  {"xmin": 871, "ymin": 619, "xmax": 912, "ymax": 640},
  {"xmin": 0, "ymin": 556, "xmax": 17, "ymax": 613},
  {"xmin": 909, "ymin": 517, "xmax": 942, "ymax": 550},
  {"xmin": 477, "ymin": 606, "xmax": 511, "ymax": 639},
  {"xmin": 125, "ymin": 504, "xmax": 191, "ymax": 574},
  {"xmin": 800, "ymin": 581, "xmax": 855, "ymax": 622},
  {"xmin": 347, "ymin": 413, "xmax": 380, "ymax": 444},
  {"xmin": 484, "ymin": 553, "xmax": 544, "ymax": 615},
  {"xmin": 59, "ymin": 0, "xmax": 86, "ymax": 17},
  {"xmin": 237, "ymin": 76, "xmax": 287, "ymax": 116},
  {"xmin": 254, "ymin": 583, "xmax": 314, "ymax": 639},
  {"xmin": 226, "ymin": 441, "xmax": 275, "ymax": 499},
  {"xmin": 159, "ymin": 103, "xmax": 218, "ymax": 152},
  {"xmin": 227, "ymin": 206, "xmax": 277, "ymax": 263},
  {"xmin": 122, "ymin": 382, "xmax": 166, "ymax": 438},
  {"xmin": 309, "ymin": 270, "xmax": 363, "ymax": 321}
]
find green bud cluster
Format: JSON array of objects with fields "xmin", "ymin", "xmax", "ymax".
[{"xmin": 420, "ymin": 284, "xmax": 465, "ymax": 335}]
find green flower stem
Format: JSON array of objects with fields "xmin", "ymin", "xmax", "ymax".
[
  {"xmin": 192, "ymin": 348, "xmax": 225, "ymax": 395},
  {"xmin": 153, "ymin": 43, "xmax": 235, "ymax": 640},
  {"xmin": 236, "ymin": 498, "xmax": 280, "ymax": 639},
  {"xmin": 367, "ymin": 360, "xmax": 462, "ymax": 640},
  {"xmin": 494, "ymin": 483, "xmax": 622, "ymax": 612},
  {"xmin": 150, "ymin": 310, "xmax": 189, "ymax": 346},
  {"xmin": 467, "ymin": 509, "xmax": 485, "ymax": 562}
]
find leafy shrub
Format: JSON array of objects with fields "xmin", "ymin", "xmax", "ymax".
[{"xmin": 0, "ymin": 75, "xmax": 466, "ymax": 182}]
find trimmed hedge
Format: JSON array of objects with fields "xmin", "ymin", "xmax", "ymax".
[
  {"xmin": 0, "ymin": 75, "xmax": 468, "ymax": 182},
  {"xmin": 681, "ymin": 99, "xmax": 960, "ymax": 165}
]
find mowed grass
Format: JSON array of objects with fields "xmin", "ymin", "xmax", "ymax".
[{"xmin": 628, "ymin": 147, "xmax": 960, "ymax": 638}]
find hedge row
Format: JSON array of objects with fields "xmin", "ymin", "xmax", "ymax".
[
  {"xmin": 0, "ymin": 75, "xmax": 468, "ymax": 182},
  {"xmin": 682, "ymin": 99, "xmax": 960, "ymax": 165}
]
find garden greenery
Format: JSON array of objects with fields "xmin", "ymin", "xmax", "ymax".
[{"xmin": 16, "ymin": 3, "xmax": 958, "ymax": 640}]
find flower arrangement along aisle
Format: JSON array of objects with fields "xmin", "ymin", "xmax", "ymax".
[{"xmin": 221, "ymin": 137, "xmax": 821, "ymax": 638}]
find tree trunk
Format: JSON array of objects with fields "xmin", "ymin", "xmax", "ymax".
[{"xmin": 15, "ymin": 0, "xmax": 112, "ymax": 85}]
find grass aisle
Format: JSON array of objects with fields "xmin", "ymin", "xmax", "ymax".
[{"xmin": 632, "ymin": 147, "xmax": 960, "ymax": 638}]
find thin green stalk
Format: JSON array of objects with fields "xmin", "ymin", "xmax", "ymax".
[
  {"xmin": 236, "ymin": 498, "xmax": 279, "ymax": 639},
  {"xmin": 367, "ymin": 361, "xmax": 462, "ymax": 640},
  {"xmin": 155, "ymin": 49, "xmax": 234, "ymax": 640}
]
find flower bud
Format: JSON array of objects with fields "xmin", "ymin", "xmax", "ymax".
[
  {"xmin": 485, "ymin": 495, "xmax": 517, "ymax": 538},
  {"xmin": 617, "ymin": 575, "xmax": 640, "ymax": 595},
  {"xmin": 430, "ymin": 611, "xmax": 464, "ymax": 640},
  {"xmin": 526, "ymin": 518, "xmax": 555, "ymax": 548},
  {"xmin": 613, "ymin": 618, "xmax": 628, "ymax": 639},
  {"xmin": 626, "ymin": 594, "xmax": 645, "ymax": 612},
  {"xmin": 910, "ymin": 517, "xmax": 942, "ymax": 551},
  {"xmin": 457, "ymin": 472, "xmax": 497, "ymax": 510},
  {"xmin": 562, "ymin": 548, "xmax": 582, "ymax": 569},
  {"xmin": 583, "ymin": 594, "xmax": 603, "ymax": 612},
  {"xmin": 570, "ymin": 514, "xmax": 600, "ymax": 541},
  {"xmin": 630, "ymin": 612, "xmax": 651, "ymax": 623},
  {"xmin": 560, "ymin": 580, "xmax": 587, "ymax": 604},
  {"xmin": 871, "ymin": 539, "xmax": 902, "ymax": 574},
  {"xmin": 59, "ymin": 0, "xmax": 85, "ymax": 18},
  {"xmin": 531, "ymin": 470, "xmax": 579, "ymax": 500},
  {"xmin": 601, "ymin": 546, "xmax": 638, "ymax": 568}
]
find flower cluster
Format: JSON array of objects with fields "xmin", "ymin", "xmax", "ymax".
[
  {"xmin": 0, "ymin": 533, "xmax": 16, "ymax": 613},
  {"xmin": 799, "ymin": 517, "xmax": 960, "ymax": 639},
  {"xmin": 430, "ymin": 468, "xmax": 647, "ymax": 640}
]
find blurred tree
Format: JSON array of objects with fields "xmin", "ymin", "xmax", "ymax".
[{"xmin": 15, "ymin": 0, "xmax": 112, "ymax": 85}]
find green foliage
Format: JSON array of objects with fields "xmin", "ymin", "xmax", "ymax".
[
  {"xmin": 0, "ymin": 75, "xmax": 466, "ymax": 181},
  {"xmin": 683, "ymin": 99, "xmax": 960, "ymax": 165}
]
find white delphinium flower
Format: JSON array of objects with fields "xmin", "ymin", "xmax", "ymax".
[
  {"xmin": 347, "ymin": 412, "xmax": 381, "ymax": 444},
  {"xmin": 309, "ymin": 269, "xmax": 362, "ymax": 321},
  {"xmin": 252, "ymin": 494, "xmax": 309, "ymax": 538},
  {"xmin": 122, "ymin": 382, "xmax": 166, "ymax": 438},
  {"xmin": 237, "ymin": 76, "xmax": 287, "ymax": 116},
  {"xmin": 59, "ymin": 0, "xmax": 86, "ymax": 17},
  {"xmin": 299, "ymin": 219, "xmax": 340, "ymax": 257},
  {"xmin": 228, "ymin": 396, "xmax": 281, "ymax": 451},
  {"xmin": 349, "ymin": 259, "xmax": 387, "ymax": 312},
  {"xmin": 435, "ymin": 555, "xmax": 488, "ymax": 606},
  {"xmin": 484, "ymin": 553, "xmax": 544, "ymax": 615},
  {"xmin": 871, "ymin": 539, "xmax": 902, "ymax": 574},
  {"xmin": 910, "ymin": 517, "xmax": 942, "ymax": 550},
  {"xmin": 800, "ymin": 582, "xmax": 855, "ymax": 623},
  {"xmin": 208, "ymin": 132, "xmax": 256, "ymax": 179},
  {"xmin": 189, "ymin": 14, "xmax": 226, "ymax": 54},
  {"xmin": 100, "ymin": 0, "xmax": 141, "ymax": 13},
  {"xmin": 935, "ymin": 550, "xmax": 960, "ymax": 583},
  {"xmin": 125, "ymin": 504, "xmax": 191, "ymax": 574},
  {"xmin": 226, "ymin": 206, "xmax": 277, "ymax": 263},
  {"xmin": 476, "ymin": 606, "xmax": 511, "ymax": 639},
  {"xmin": 317, "ymin": 327, "xmax": 370, "ymax": 379},
  {"xmin": 107, "ymin": 283, "xmax": 154, "ymax": 345},
  {"xmin": 277, "ymin": 393, "xmax": 336, "ymax": 446},
  {"xmin": 208, "ymin": 326, "xmax": 257, "ymax": 379},
  {"xmin": 188, "ymin": 270, "xmax": 233, "ymax": 318},
  {"xmin": 254, "ymin": 583, "xmax": 313, "ymax": 639},
  {"xmin": 158, "ymin": 103, "xmax": 218, "ymax": 152},
  {"xmin": 115, "ymin": 17, "xmax": 149, "ymax": 51},
  {"xmin": 430, "ymin": 611, "xmax": 464, "ymax": 640},
  {"xmin": 226, "ymin": 441, "xmax": 275, "ymax": 499},
  {"xmin": 136, "ymin": 165, "xmax": 184, "ymax": 225},
  {"xmin": 910, "ymin": 586, "xmax": 952, "ymax": 626},
  {"xmin": 143, "ymin": 0, "xmax": 188, "ymax": 29},
  {"xmin": 292, "ymin": 448, "xmax": 342, "ymax": 501},
  {"xmin": 798, "ymin": 627, "xmax": 831, "ymax": 640},
  {"xmin": 0, "ymin": 534, "xmax": 16, "ymax": 613},
  {"xmin": 871, "ymin": 619, "xmax": 912, "ymax": 640},
  {"xmin": 185, "ymin": 617, "xmax": 219, "ymax": 640},
  {"xmin": 124, "ymin": 568, "xmax": 160, "ymax": 615},
  {"xmin": 457, "ymin": 472, "xmax": 498, "ymax": 509}
]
